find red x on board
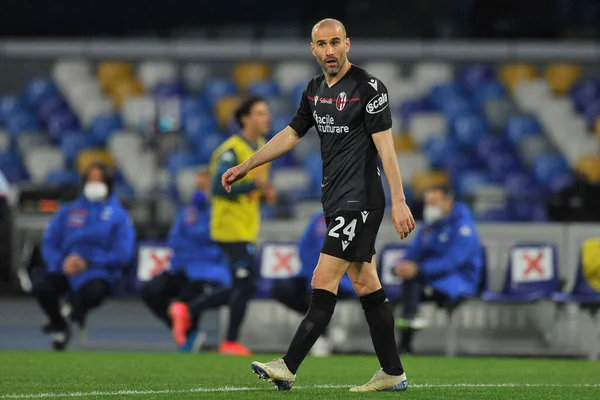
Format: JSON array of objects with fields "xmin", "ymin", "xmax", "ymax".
[
  {"xmin": 523, "ymin": 252, "xmax": 544, "ymax": 276},
  {"xmin": 273, "ymin": 250, "xmax": 294, "ymax": 273},
  {"xmin": 150, "ymin": 253, "xmax": 171, "ymax": 277}
]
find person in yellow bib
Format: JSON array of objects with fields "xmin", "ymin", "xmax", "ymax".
[{"xmin": 173, "ymin": 96, "xmax": 275, "ymax": 356}]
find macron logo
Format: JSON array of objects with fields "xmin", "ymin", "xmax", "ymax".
[
  {"xmin": 368, "ymin": 79, "xmax": 378, "ymax": 91},
  {"xmin": 361, "ymin": 211, "xmax": 369, "ymax": 223},
  {"xmin": 341, "ymin": 240, "xmax": 350, "ymax": 251}
]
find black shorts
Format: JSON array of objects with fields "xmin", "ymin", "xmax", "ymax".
[{"xmin": 321, "ymin": 209, "xmax": 384, "ymax": 263}]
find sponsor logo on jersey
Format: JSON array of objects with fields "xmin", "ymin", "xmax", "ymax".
[
  {"xmin": 313, "ymin": 110, "xmax": 350, "ymax": 134},
  {"xmin": 336, "ymin": 92, "xmax": 347, "ymax": 111},
  {"xmin": 368, "ymin": 79, "xmax": 378, "ymax": 91},
  {"xmin": 366, "ymin": 92, "xmax": 389, "ymax": 114}
]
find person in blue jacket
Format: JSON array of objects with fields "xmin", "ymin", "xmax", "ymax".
[
  {"xmin": 32, "ymin": 162, "xmax": 136, "ymax": 350},
  {"xmin": 272, "ymin": 211, "xmax": 356, "ymax": 355},
  {"xmin": 393, "ymin": 185, "xmax": 483, "ymax": 353},
  {"xmin": 141, "ymin": 168, "xmax": 231, "ymax": 352}
]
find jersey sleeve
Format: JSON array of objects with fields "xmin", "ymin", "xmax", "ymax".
[
  {"xmin": 360, "ymin": 78, "xmax": 392, "ymax": 134},
  {"xmin": 288, "ymin": 87, "xmax": 314, "ymax": 138}
]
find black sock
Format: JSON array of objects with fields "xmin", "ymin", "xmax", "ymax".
[
  {"xmin": 360, "ymin": 288, "xmax": 404, "ymax": 376},
  {"xmin": 399, "ymin": 329, "xmax": 415, "ymax": 352},
  {"xmin": 283, "ymin": 289, "xmax": 337, "ymax": 374}
]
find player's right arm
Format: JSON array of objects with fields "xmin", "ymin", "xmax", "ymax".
[{"xmin": 222, "ymin": 88, "xmax": 315, "ymax": 192}]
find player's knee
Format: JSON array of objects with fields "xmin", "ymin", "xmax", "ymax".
[{"xmin": 351, "ymin": 275, "xmax": 381, "ymax": 297}]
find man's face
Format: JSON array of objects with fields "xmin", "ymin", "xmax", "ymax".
[
  {"xmin": 310, "ymin": 26, "xmax": 350, "ymax": 77},
  {"xmin": 242, "ymin": 101, "xmax": 271, "ymax": 136},
  {"xmin": 195, "ymin": 171, "xmax": 210, "ymax": 192},
  {"xmin": 86, "ymin": 167, "xmax": 104, "ymax": 184},
  {"xmin": 424, "ymin": 190, "xmax": 453, "ymax": 217}
]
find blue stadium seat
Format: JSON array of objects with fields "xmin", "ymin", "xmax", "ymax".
[
  {"xmin": 509, "ymin": 201, "xmax": 548, "ymax": 222},
  {"xmin": 290, "ymin": 83, "xmax": 306, "ymax": 109},
  {"xmin": 90, "ymin": 113, "xmax": 124, "ymax": 146},
  {"xmin": 584, "ymin": 99, "xmax": 600, "ymax": 128},
  {"xmin": 441, "ymin": 99, "xmax": 473, "ymax": 121},
  {"xmin": 442, "ymin": 151, "xmax": 484, "ymax": 181},
  {"xmin": 255, "ymin": 242, "xmax": 302, "ymax": 300},
  {"xmin": 0, "ymin": 151, "xmax": 21, "ymax": 169},
  {"xmin": 472, "ymin": 81, "xmax": 506, "ymax": 109},
  {"xmin": 454, "ymin": 169, "xmax": 491, "ymax": 197},
  {"xmin": 23, "ymin": 78, "xmax": 59, "ymax": 107},
  {"xmin": 201, "ymin": 79, "xmax": 238, "ymax": 106},
  {"xmin": 182, "ymin": 113, "xmax": 219, "ymax": 140},
  {"xmin": 570, "ymin": 79, "xmax": 600, "ymax": 113},
  {"xmin": 152, "ymin": 81, "xmax": 187, "ymax": 98},
  {"xmin": 428, "ymin": 82, "xmax": 466, "ymax": 110},
  {"xmin": 377, "ymin": 243, "xmax": 409, "ymax": 302},
  {"xmin": 47, "ymin": 110, "xmax": 80, "ymax": 142},
  {"xmin": 475, "ymin": 134, "xmax": 511, "ymax": 161},
  {"xmin": 179, "ymin": 97, "xmax": 212, "ymax": 120},
  {"xmin": 451, "ymin": 114, "xmax": 490, "ymax": 150},
  {"xmin": 194, "ymin": 132, "xmax": 225, "ymax": 164},
  {"xmin": 37, "ymin": 96, "xmax": 69, "ymax": 124},
  {"xmin": 45, "ymin": 169, "xmax": 80, "ymax": 186},
  {"xmin": 504, "ymin": 115, "xmax": 543, "ymax": 145},
  {"xmin": 398, "ymin": 98, "xmax": 432, "ymax": 131},
  {"xmin": 486, "ymin": 151, "xmax": 523, "ymax": 183},
  {"xmin": 0, "ymin": 96, "xmax": 27, "ymax": 126},
  {"xmin": 482, "ymin": 243, "xmax": 559, "ymax": 302},
  {"xmin": 271, "ymin": 112, "xmax": 293, "ymax": 134},
  {"xmin": 6, "ymin": 111, "xmax": 40, "ymax": 139},
  {"xmin": 480, "ymin": 207, "xmax": 513, "ymax": 222},
  {"xmin": 248, "ymin": 81, "xmax": 282, "ymax": 99},
  {"xmin": 456, "ymin": 64, "xmax": 495, "ymax": 92},
  {"xmin": 423, "ymin": 136, "xmax": 458, "ymax": 168},
  {"xmin": 548, "ymin": 171, "xmax": 574, "ymax": 193},
  {"xmin": 1, "ymin": 165, "xmax": 27, "ymax": 182},
  {"xmin": 531, "ymin": 153, "xmax": 570, "ymax": 189},
  {"xmin": 59, "ymin": 132, "xmax": 95, "ymax": 167},
  {"xmin": 504, "ymin": 172, "xmax": 540, "ymax": 200},
  {"xmin": 303, "ymin": 151, "xmax": 323, "ymax": 197},
  {"xmin": 552, "ymin": 240, "xmax": 600, "ymax": 304},
  {"xmin": 166, "ymin": 151, "xmax": 198, "ymax": 176}
]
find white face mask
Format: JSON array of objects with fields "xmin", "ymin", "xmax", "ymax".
[
  {"xmin": 83, "ymin": 182, "xmax": 108, "ymax": 202},
  {"xmin": 423, "ymin": 205, "xmax": 445, "ymax": 225}
]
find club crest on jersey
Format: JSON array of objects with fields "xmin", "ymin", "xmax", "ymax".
[{"xmin": 336, "ymin": 92, "xmax": 347, "ymax": 111}]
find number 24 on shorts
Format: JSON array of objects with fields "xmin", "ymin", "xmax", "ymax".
[{"xmin": 328, "ymin": 216, "xmax": 357, "ymax": 242}]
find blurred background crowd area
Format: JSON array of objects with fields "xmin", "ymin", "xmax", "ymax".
[{"xmin": 1, "ymin": 56, "xmax": 600, "ymax": 235}]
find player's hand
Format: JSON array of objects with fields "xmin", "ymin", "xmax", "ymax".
[
  {"xmin": 62, "ymin": 254, "xmax": 80, "ymax": 276},
  {"xmin": 392, "ymin": 200, "xmax": 415, "ymax": 240},
  {"xmin": 73, "ymin": 256, "xmax": 88, "ymax": 273},
  {"xmin": 222, "ymin": 163, "xmax": 249, "ymax": 193},
  {"xmin": 394, "ymin": 261, "xmax": 418, "ymax": 279}
]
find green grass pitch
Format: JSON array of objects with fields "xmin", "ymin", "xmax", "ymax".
[{"xmin": 1, "ymin": 352, "xmax": 599, "ymax": 399}]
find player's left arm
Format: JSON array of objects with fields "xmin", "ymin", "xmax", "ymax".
[{"xmin": 362, "ymin": 78, "xmax": 415, "ymax": 238}]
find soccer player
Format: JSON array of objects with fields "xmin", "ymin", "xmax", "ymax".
[
  {"xmin": 221, "ymin": 19, "xmax": 415, "ymax": 392},
  {"xmin": 207, "ymin": 95, "xmax": 275, "ymax": 355}
]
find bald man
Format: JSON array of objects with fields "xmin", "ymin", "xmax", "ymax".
[{"xmin": 223, "ymin": 18, "xmax": 414, "ymax": 392}]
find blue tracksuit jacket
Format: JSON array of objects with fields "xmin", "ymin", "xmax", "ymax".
[
  {"xmin": 167, "ymin": 203, "xmax": 230, "ymax": 287},
  {"xmin": 402, "ymin": 202, "xmax": 483, "ymax": 300},
  {"xmin": 42, "ymin": 194, "xmax": 136, "ymax": 292}
]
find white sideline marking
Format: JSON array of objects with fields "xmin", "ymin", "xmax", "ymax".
[{"xmin": 2, "ymin": 383, "xmax": 599, "ymax": 398}]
